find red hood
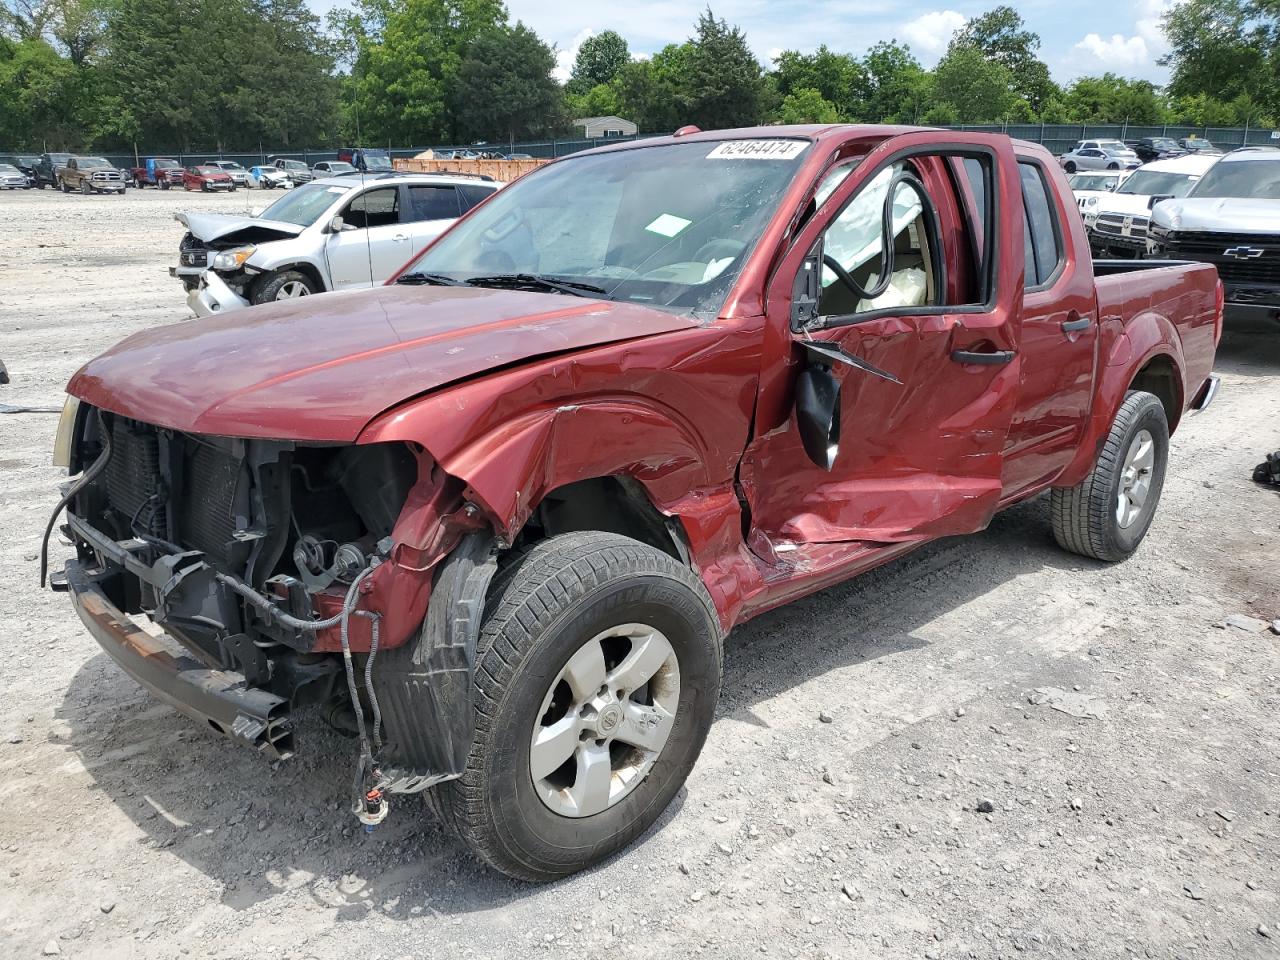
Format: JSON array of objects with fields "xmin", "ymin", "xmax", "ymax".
[{"xmin": 68, "ymin": 285, "xmax": 697, "ymax": 441}]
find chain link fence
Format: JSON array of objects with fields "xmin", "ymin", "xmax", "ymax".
[{"xmin": 78, "ymin": 124, "xmax": 1280, "ymax": 172}]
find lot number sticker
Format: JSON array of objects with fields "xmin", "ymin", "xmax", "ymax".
[{"xmin": 707, "ymin": 140, "xmax": 808, "ymax": 160}]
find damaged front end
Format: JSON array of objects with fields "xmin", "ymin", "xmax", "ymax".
[{"xmin": 47, "ymin": 404, "xmax": 495, "ymax": 807}]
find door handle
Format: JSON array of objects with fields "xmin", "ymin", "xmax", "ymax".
[
  {"xmin": 1061, "ymin": 315, "xmax": 1092, "ymax": 333},
  {"xmin": 951, "ymin": 349, "xmax": 1016, "ymax": 366},
  {"xmin": 393, "ymin": 233, "xmax": 409, "ymax": 242}
]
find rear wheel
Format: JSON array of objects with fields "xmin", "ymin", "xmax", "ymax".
[
  {"xmin": 1064, "ymin": 161, "xmax": 1077, "ymax": 173},
  {"xmin": 1051, "ymin": 391, "xmax": 1169, "ymax": 561},
  {"xmin": 432, "ymin": 532, "xmax": 723, "ymax": 882}
]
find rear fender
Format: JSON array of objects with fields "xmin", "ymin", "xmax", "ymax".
[{"xmin": 1057, "ymin": 309, "xmax": 1185, "ymax": 487}]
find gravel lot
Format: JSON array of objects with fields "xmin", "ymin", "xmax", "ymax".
[{"xmin": 1, "ymin": 187, "xmax": 1278, "ymax": 960}]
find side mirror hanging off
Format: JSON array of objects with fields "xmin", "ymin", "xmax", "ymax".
[{"xmin": 796, "ymin": 364, "xmax": 841, "ymax": 471}]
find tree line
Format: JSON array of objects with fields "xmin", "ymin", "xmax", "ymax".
[{"xmin": 2, "ymin": 0, "xmax": 1277, "ymax": 153}]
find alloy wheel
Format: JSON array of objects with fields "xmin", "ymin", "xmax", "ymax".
[
  {"xmin": 1116, "ymin": 428, "xmax": 1155, "ymax": 528},
  {"xmin": 530, "ymin": 623, "xmax": 680, "ymax": 818},
  {"xmin": 276, "ymin": 281, "xmax": 310, "ymax": 299}
]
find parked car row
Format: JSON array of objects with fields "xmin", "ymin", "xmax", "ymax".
[{"xmin": 1067, "ymin": 142, "xmax": 1280, "ymax": 323}]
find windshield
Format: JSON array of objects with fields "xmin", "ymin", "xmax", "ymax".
[
  {"xmin": 364, "ymin": 155, "xmax": 392, "ymax": 171},
  {"xmin": 155, "ymin": 159, "xmax": 179, "ymax": 169},
  {"xmin": 404, "ymin": 138, "xmax": 809, "ymax": 318},
  {"xmin": 258, "ymin": 182, "xmax": 353, "ymax": 225},
  {"xmin": 326, "ymin": 162, "xmax": 356, "ymax": 173},
  {"xmin": 218, "ymin": 163, "xmax": 245, "ymax": 172},
  {"xmin": 1183, "ymin": 140, "xmax": 1217, "ymax": 152},
  {"xmin": 279, "ymin": 160, "xmax": 308, "ymax": 171},
  {"xmin": 1189, "ymin": 159, "xmax": 1280, "ymax": 200},
  {"xmin": 1070, "ymin": 174, "xmax": 1117, "ymax": 191},
  {"xmin": 81, "ymin": 158, "xmax": 111, "ymax": 168},
  {"xmin": 0, "ymin": 164, "xmax": 19, "ymax": 174},
  {"xmin": 1117, "ymin": 170, "xmax": 1200, "ymax": 197},
  {"xmin": 1101, "ymin": 146, "xmax": 1132, "ymax": 157},
  {"xmin": 195, "ymin": 166, "xmax": 221, "ymax": 175},
  {"xmin": 1149, "ymin": 139, "xmax": 1179, "ymax": 151}
]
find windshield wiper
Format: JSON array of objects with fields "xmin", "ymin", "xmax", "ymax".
[
  {"xmin": 464, "ymin": 273, "xmax": 608, "ymax": 298},
  {"xmin": 395, "ymin": 271, "xmax": 465, "ymax": 286}
]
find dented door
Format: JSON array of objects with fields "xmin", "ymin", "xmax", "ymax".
[{"xmin": 740, "ymin": 133, "xmax": 1025, "ymax": 549}]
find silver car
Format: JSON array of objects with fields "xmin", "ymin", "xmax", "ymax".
[
  {"xmin": 0, "ymin": 163, "xmax": 30, "ymax": 189},
  {"xmin": 208, "ymin": 160, "xmax": 251, "ymax": 186},
  {"xmin": 172, "ymin": 172, "xmax": 501, "ymax": 316},
  {"xmin": 1060, "ymin": 139, "xmax": 1141, "ymax": 173}
]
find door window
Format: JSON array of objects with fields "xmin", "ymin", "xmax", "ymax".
[
  {"xmin": 1019, "ymin": 162, "xmax": 1063, "ymax": 289},
  {"xmin": 344, "ymin": 187, "xmax": 400, "ymax": 228},
  {"xmin": 407, "ymin": 185, "xmax": 461, "ymax": 221}
]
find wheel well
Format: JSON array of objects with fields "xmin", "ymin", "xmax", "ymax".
[
  {"xmin": 256, "ymin": 262, "xmax": 325, "ymax": 297},
  {"xmin": 512, "ymin": 476, "xmax": 686, "ymax": 563},
  {"xmin": 1130, "ymin": 356, "xmax": 1182, "ymax": 431}
]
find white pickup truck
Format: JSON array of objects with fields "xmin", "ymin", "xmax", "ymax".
[{"xmin": 1086, "ymin": 153, "xmax": 1218, "ymax": 258}]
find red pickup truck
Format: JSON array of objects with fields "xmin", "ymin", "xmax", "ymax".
[{"xmin": 47, "ymin": 125, "xmax": 1220, "ymax": 882}]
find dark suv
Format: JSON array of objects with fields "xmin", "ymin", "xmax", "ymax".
[{"xmin": 1127, "ymin": 137, "xmax": 1185, "ymax": 164}]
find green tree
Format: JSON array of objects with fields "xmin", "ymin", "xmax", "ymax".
[
  {"xmin": 452, "ymin": 21, "xmax": 562, "ymax": 143},
  {"xmin": 1161, "ymin": 0, "xmax": 1278, "ymax": 116},
  {"xmin": 931, "ymin": 43, "xmax": 1013, "ymax": 122},
  {"xmin": 568, "ymin": 29, "xmax": 628, "ymax": 93},
  {"xmin": 772, "ymin": 45, "xmax": 868, "ymax": 118},
  {"xmin": 1061, "ymin": 74, "xmax": 1166, "ymax": 123},
  {"xmin": 0, "ymin": 36, "xmax": 90, "ymax": 147},
  {"xmin": 613, "ymin": 47, "xmax": 689, "ymax": 132},
  {"xmin": 565, "ymin": 81, "xmax": 619, "ymax": 121},
  {"xmin": 778, "ymin": 86, "xmax": 838, "ymax": 124},
  {"xmin": 950, "ymin": 5, "xmax": 1058, "ymax": 111},
  {"xmin": 682, "ymin": 8, "xmax": 763, "ymax": 129},
  {"xmin": 862, "ymin": 41, "xmax": 929, "ymax": 122},
  {"xmin": 345, "ymin": 0, "xmax": 505, "ymax": 144}
]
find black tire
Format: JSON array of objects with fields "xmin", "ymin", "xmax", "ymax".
[
  {"xmin": 431, "ymin": 532, "xmax": 723, "ymax": 882},
  {"xmin": 1051, "ymin": 390, "xmax": 1169, "ymax": 562},
  {"xmin": 1107, "ymin": 162, "xmax": 1120, "ymax": 170},
  {"xmin": 251, "ymin": 269, "xmax": 316, "ymax": 304},
  {"xmin": 1064, "ymin": 161, "xmax": 1077, "ymax": 173},
  {"xmin": 59, "ymin": 179, "xmax": 69, "ymax": 193},
  {"xmin": 160, "ymin": 181, "xmax": 170, "ymax": 191}
]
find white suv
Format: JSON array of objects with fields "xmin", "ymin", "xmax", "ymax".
[
  {"xmin": 1086, "ymin": 153, "xmax": 1219, "ymax": 258},
  {"xmin": 172, "ymin": 173, "xmax": 499, "ymax": 316}
]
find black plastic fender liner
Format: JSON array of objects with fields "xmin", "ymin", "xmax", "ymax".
[{"xmin": 372, "ymin": 532, "xmax": 498, "ymax": 793}]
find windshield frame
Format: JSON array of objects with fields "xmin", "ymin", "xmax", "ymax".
[{"xmin": 398, "ymin": 136, "xmax": 814, "ymax": 320}]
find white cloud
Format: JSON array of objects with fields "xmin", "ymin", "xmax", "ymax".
[
  {"xmin": 901, "ymin": 10, "xmax": 967, "ymax": 55},
  {"xmin": 1067, "ymin": 0, "xmax": 1172, "ymax": 77},
  {"xmin": 1072, "ymin": 32, "xmax": 1150, "ymax": 69},
  {"xmin": 554, "ymin": 27, "xmax": 595, "ymax": 83}
]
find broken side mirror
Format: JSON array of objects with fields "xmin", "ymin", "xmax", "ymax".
[
  {"xmin": 791, "ymin": 242, "xmax": 821, "ymax": 331},
  {"xmin": 796, "ymin": 363, "xmax": 841, "ymax": 471}
]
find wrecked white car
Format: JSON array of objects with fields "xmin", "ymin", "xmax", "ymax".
[{"xmin": 170, "ymin": 173, "xmax": 499, "ymax": 315}]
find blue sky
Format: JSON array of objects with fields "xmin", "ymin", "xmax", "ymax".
[{"xmin": 310, "ymin": 0, "xmax": 1174, "ymax": 86}]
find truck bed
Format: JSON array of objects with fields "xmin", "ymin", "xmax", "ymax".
[{"xmin": 1093, "ymin": 258, "xmax": 1220, "ymax": 416}]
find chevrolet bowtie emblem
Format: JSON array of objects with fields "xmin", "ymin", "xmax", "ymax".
[{"xmin": 1223, "ymin": 246, "xmax": 1264, "ymax": 259}]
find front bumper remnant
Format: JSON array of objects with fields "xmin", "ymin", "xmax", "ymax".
[
  {"xmin": 65, "ymin": 559, "xmax": 294, "ymax": 759},
  {"xmin": 187, "ymin": 271, "xmax": 251, "ymax": 317}
]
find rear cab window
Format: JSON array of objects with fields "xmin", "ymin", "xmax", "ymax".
[{"xmin": 1018, "ymin": 161, "xmax": 1064, "ymax": 289}]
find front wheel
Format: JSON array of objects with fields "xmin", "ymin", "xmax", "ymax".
[
  {"xmin": 1051, "ymin": 391, "xmax": 1169, "ymax": 562},
  {"xmin": 251, "ymin": 269, "xmax": 316, "ymax": 304},
  {"xmin": 160, "ymin": 181, "xmax": 170, "ymax": 191},
  {"xmin": 1108, "ymin": 162, "xmax": 1120, "ymax": 170},
  {"xmin": 432, "ymin": 532, "xmax": 723, "ymax": 882},
  {"xmin": 1064, "ymin": 161, "xmax": 1077, "ymax": 173}
]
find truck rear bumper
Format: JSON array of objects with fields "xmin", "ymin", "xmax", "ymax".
[{"xmin": 64, "ymin": 558, "xmax": 294, "ymax": 759}]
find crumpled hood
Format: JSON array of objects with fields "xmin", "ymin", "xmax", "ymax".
[
  {"xmin": 1095, "ymin": 192, "xmax": 1160, "ymax": 217},
  {"xmin": 67, "ymin": 284, "xmax": 699, "ymax": 441},
  {"xmin": 1152, "ymin": 197, "xmax": 1280, "ymax": 233},
  {"xmin": 176, "ymin": 211, "xmax": 304, "ymax": 243}
]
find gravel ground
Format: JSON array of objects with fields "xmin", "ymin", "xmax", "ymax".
[{"xmin": 1, "ymin": 187, "xmax": 1278, "ymax": 960}]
